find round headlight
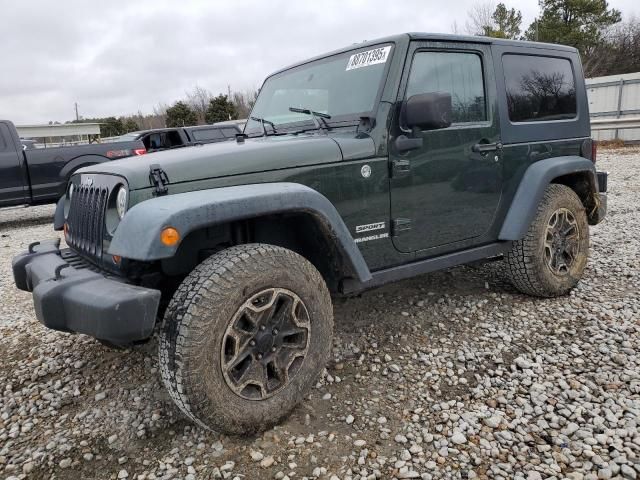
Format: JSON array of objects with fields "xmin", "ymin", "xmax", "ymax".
[
  {"xmin": 68, "ymin": 183, "xmax": 74, "ymax": 200},
  {"xmin": 116, "ymin": 186, "xmax": 128, "ymax": 219}
]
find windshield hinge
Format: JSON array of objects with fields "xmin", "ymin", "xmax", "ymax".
[
  {"xmin": 149, "ymin": 164, "xmax": 169, "ymax": 196},
  {"xmin": 357, "ymin": 116, "xmax": 376, "ymax": 134}
]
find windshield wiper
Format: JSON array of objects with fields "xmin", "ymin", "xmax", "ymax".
[
  {"xmin": 250, "ymin": 116, "xmax": 278, "ymax": 137},
  {"xmin": 289, "ymin": 107, "xmax": 331, "ymax": 134}
]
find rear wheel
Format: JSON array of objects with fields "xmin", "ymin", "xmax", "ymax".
[
  {"xmin": 505, "ymin": 184, "xmax": 589, "ymax": 297},
  {"xmin": 158, "ymin": 243, "xmax": 333, "ymax": 434}
]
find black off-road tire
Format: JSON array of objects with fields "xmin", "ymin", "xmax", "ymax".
[
  {"xmin": 505, "ymin": 184, "xmax": 589, "ymax": 297},
  {"xmin": 158, "ymin": 243, "xmax": 333, "ymax": 434}
]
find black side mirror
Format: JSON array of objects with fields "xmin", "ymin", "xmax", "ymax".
[{"xmin": 403, "ymin": 92, "xmax": 452, "ymax": 130}]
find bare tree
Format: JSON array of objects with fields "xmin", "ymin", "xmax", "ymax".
[
  {"xmin": 149, "ymin": 103, "xmax": 169, "ymax": 129},
  {"xmin": 185, "ymin": 85, "xmax": 214, "ymax": 125},
  {"xmin": 465, "ymin": 1, "xmax": 496, "ymax": 36},
  {"xmin": 583, "ymin": 16, "xmax": 640, "ymax": 77},
  {"xmin": 230, "ymin": 88, "xmax": 259, "ymax": 118}
]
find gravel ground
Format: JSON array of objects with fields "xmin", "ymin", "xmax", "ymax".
[{"xmin": 0, "ymin": 148, "xmax": 638, "ymax": 480}]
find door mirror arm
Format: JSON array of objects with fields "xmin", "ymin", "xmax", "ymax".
[{"xmin": 394, "ymin": 135, "xmax": 423, "ymax": 153}]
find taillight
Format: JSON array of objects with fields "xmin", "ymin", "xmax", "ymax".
[
  {"xmin": 106, "ymin": 149, "xmax": 126, "ymax": 158},
  {"xmin": 591, "ymin": 141, "xmax": 597, "ymax": 164},
  {"xmin": 106, "ymin": 148, "xmax": 146, "ymax": 158}
]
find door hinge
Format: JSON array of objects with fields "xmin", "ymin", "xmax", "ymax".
[
  {"xmin": 149, "ymin": 164, "xmax": 169, "ymax": 196},
  {"xmin": 392, "ymin": 218, "xmax": 412, "ymax": 235},
  {"xmin": 390, "ymin": 159, "xmax": 411, "ymax": 178}
]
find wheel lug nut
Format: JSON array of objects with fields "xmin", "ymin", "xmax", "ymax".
[
  {"xmin": 271, "ymin": 347, "xmax": 276, "ymax": 352},
  {"xmin": 249, "ymin": 340, "xmax": 256, "ymax": 346},
  {"xmin": 256, "ymin": 353, "xmax": 263, "ymax": 360},
  {"xmin": 272, "ymin": 328, "xmax": 279, "ymax": 335},
  {"xmin": 260, "ymin": 325, "xmax": 266, "ymax": 331}
]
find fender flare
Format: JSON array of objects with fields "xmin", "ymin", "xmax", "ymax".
[
  {"xmin": 498, "ymin": 156, "xmax": 597, "ymax": 241},
  {"xmin": 109, "ymin": 182, "xmax": 372, "ymax": 283}
]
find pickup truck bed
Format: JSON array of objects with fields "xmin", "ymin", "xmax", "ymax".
[{"xmin": 0, "ymin": 120, "xmax": 146, "ymax": 208}]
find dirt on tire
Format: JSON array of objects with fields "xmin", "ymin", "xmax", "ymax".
[
  {"xmin": 505, "ymin": 183, "xmax": 589, "ymax": 297},
  {"xmin": 158, "ymin": 243, "xmax": 334, "ymax": 434}
]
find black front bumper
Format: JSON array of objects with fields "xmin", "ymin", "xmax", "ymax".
[{"xmin": 12, "ymin": 239, "xmax": 160, "ymax": 344}]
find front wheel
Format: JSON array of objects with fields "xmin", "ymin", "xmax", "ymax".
[
  {"xmin": 158, "ymin": 244, "xmax": 333, "ymax": 434},
  {"xmin": 505, "ymin": 184, "xmax": 590, "ymax": 297}
]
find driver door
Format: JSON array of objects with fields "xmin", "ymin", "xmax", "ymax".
[{"xmin": 389, "ymin": 41, "xmax": 502, "ymax": 253}]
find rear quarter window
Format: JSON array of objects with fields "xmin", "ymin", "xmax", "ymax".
[
  {"xmin": 192, "ymin": 129, "xmax": 224, "ymax": 141},
  {"xmin": 503, "ymin": 54, "xmax": 577, "ymax": 122}
]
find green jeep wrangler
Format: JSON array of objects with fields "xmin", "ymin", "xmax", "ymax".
[{"xmin": 13, "ymin": 33, "xmax": 607, "ymax": 434}]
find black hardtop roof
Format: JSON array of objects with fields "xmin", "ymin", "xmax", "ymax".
[{"xmin": 270, "ymin": 32, "xmax": 577, "ymax": 77}]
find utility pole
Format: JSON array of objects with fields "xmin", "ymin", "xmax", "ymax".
[{"xmin": 74, "ymin": 102, "xmax": 79, "ymax": 121}]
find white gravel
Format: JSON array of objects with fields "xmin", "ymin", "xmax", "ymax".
[{"xmin": 0, "ymin": 148, "xmax": 638, "ymax": 480}]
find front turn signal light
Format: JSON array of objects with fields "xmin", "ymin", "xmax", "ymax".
[{"xmin": 160, "ymin": 227, "xmax": 180, "ymax": 246}]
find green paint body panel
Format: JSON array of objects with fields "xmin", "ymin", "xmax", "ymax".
[{"xmin": 75, "ymin": 33, "xmax": 598, "ymax": 278}]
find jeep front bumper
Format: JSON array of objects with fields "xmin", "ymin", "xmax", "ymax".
[{"xmin": 12, "ymin": 239, "xmax": 160, "ymax": 345}]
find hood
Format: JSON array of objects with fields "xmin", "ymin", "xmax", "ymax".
[{"xmin": 79, "ymin": 133, "xmax": 375, "ymax": 190}]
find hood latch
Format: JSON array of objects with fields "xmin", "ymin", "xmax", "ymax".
[{"xmin": 149, "ymin": 164, "xmax": 169, "ymax": 196}]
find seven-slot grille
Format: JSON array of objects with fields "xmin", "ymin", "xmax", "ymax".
[{"xmin": 67, "ymin": 184, "xmax": 109, "ymax": 261}]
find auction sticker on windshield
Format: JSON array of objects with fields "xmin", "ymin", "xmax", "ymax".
[{"xmin": 346, "ymin": 46, "xmax": 391, "ymax": 71}]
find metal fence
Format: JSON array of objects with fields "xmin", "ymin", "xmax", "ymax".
[{"xmin": 587, "ymin": 72, "xmax": 640, "ymax": 142}]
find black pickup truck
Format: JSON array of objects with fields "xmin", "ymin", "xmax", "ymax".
[
  {"xmin": 115, "ymin": 124, "xmax": 242, "ymax": 153},
  {"xmin": 0, "ymin": 120, "xmax": 146, "ymax": 208}
]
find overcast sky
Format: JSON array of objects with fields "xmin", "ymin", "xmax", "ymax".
[{"xmin": 1, "ymin": 0, "xmax": 638, "ymax": 124}]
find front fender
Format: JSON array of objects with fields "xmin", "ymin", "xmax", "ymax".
[
  {"xmin": 109, "ymin": 182, "xmax": 372, "ymax": 283},
  {"xmin": 498, "ymin": 156, "xmax": 597, "ymax": 241}
]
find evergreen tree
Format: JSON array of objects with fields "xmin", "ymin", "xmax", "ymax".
[
  {"xmin": 101, "ymin": 117, "xmax": 124, "ymax": 137},
  {"xmin": 484, "ymin": 3, "xmax": 522, "ymax": 39},
  {"xmin": 205, "ymin": 95, "xmax": 238, "ymax": 124},
  {"xmin": 122, "ymin": 118, "xmax": 139, "ymax": 133},
  {"xmin": 166, "ymin": 101, "xmax": 198, "ymax": 127},
  {"xmin": 526, "ymin": 0, "xmax": 621, "ymax": 55}
]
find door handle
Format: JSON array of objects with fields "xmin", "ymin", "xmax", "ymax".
[{"xmin": 472, "ymin": 142, "xmax": 502, "ymax": 153}]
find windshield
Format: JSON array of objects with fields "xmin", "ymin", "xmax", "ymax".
[{"xmin": 245, "ymin": 44, "xmax": 393, "ymax": 135}]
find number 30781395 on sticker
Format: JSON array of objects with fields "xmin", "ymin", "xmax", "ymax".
[{"xmin": 346, "ymin": 46, "xmax": 391, "ymax": 71}]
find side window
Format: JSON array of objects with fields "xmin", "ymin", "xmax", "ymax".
[
  {"xmin": 192, "ymin": 129, "xmax": 224, "ymax": 141},
  {"xmin": 503, "ymin": 54, "xmax": 576, "ymax": 122},
  {"xmin": 221, "ymin": 128, "xmax": 239, "ymax": 138},
  {"xmin": 406, "ymin": 51, "xmax": 486, "ymax": 124},
  {"xmin": 165, "ymin": 131, "xmax": 183, "ymax": 147},
  {"xmin": 146, "ymin": 134, "xmax": 162, "ymax": 150}
]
